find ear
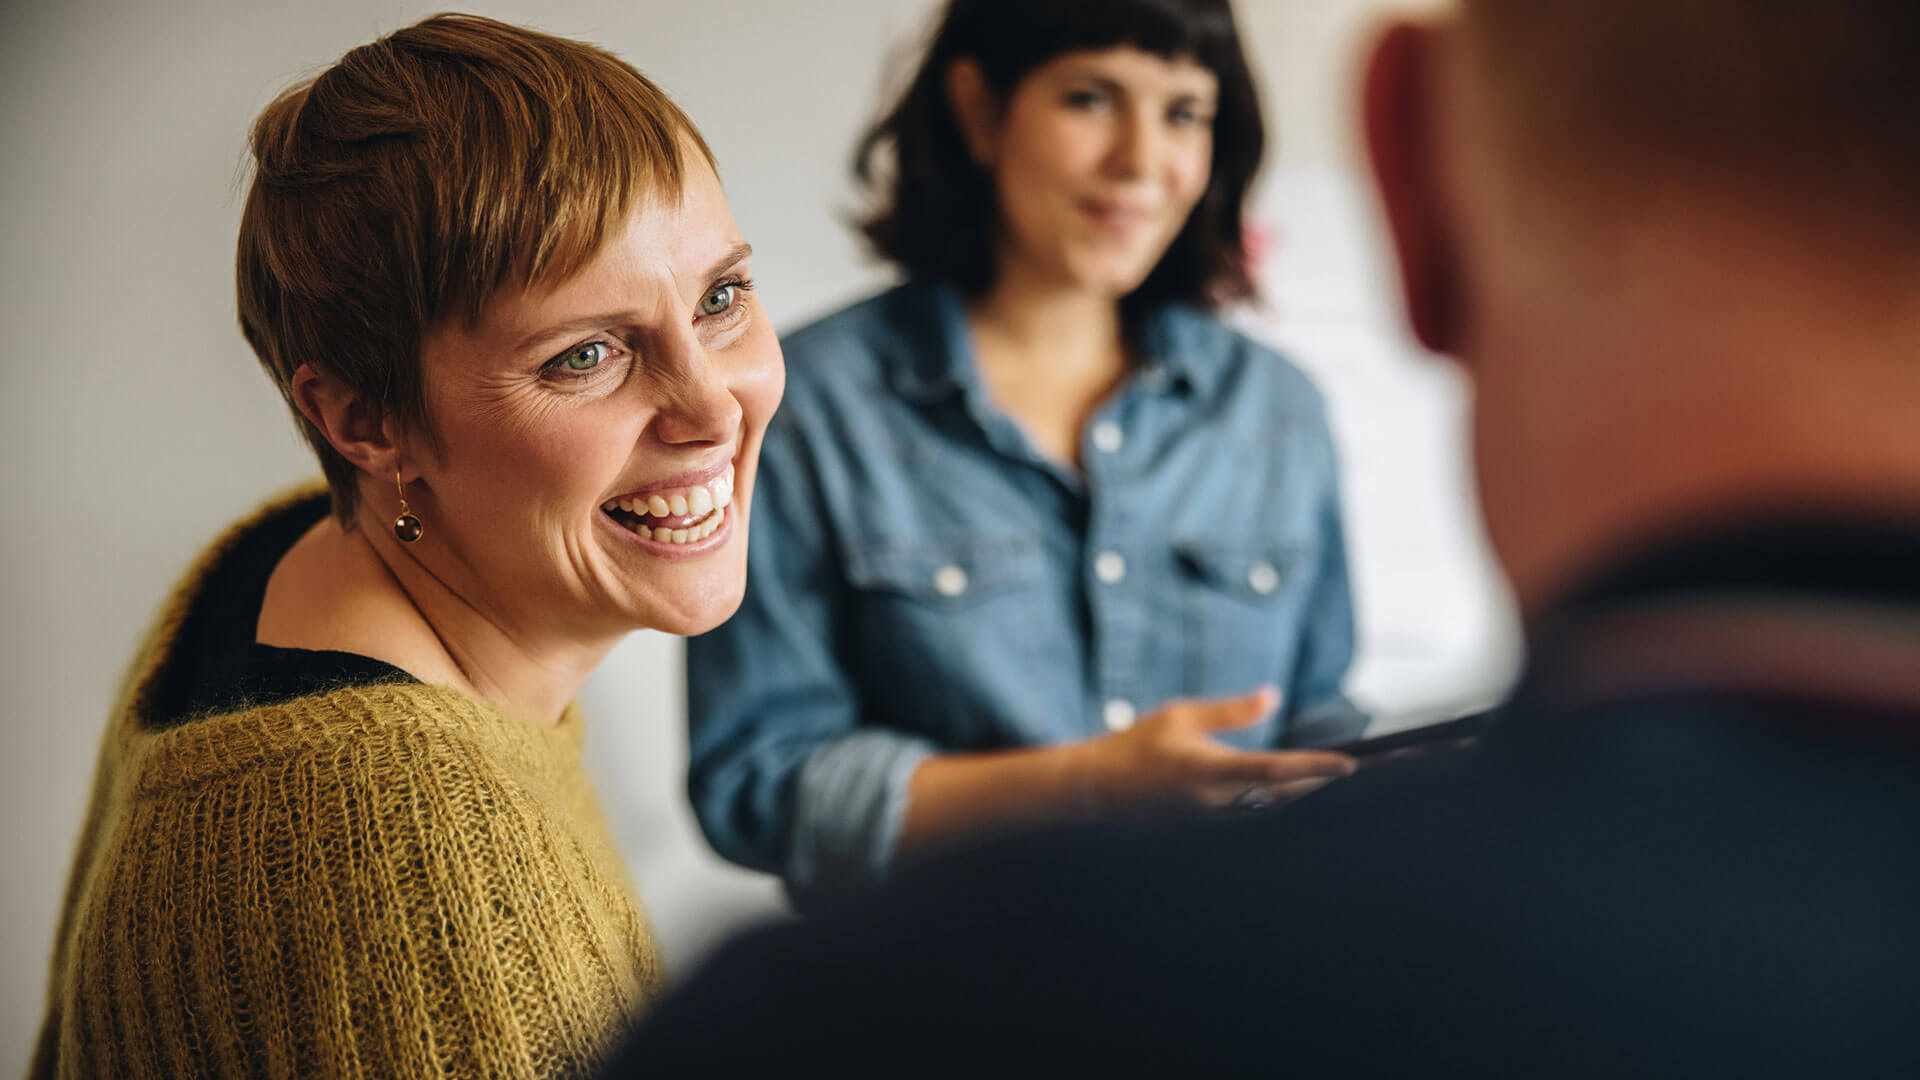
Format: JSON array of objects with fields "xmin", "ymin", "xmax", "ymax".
[
  {"xmin": 289, "ymin": 363, "xmax": 411, "ymax": 484},
  {"xmin": 944, "ymin": 57, "xmax": 1000, "ymax": 167},
  {"xmin": 1363, "ymin": 21, "xmax": 1463, "ymax": 356}
]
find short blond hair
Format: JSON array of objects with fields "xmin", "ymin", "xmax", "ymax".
[{"xmin": 236, "ymin": 13, "xmax": 714, "ymax": 522}]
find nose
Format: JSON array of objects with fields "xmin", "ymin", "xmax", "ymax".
[
  {"xmin": 648, "ymin": 336, "xmax": 743, "ymax": 448},
  {"xmin": 1103, "ymin": 103, "xmax": 1158, "ymax": 180}
]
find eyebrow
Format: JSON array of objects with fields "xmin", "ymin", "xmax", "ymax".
[
  {"xmin": 511, "ymin": 241, "xmax": 755, "ymax": 353},
  {"xmin": 705, "ymin": 241, "xmax": 755, "ymax": 281},
  {"xmin": 1067, "ymin": 72, "xmax": 1218, "ymax": 105}
]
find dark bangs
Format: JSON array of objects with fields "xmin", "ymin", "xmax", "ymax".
[{"xmin": 854, "ymin": 0, "xmax": 1266, "ymax": 315}]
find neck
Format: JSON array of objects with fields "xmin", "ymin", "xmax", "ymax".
[
  {"xmin": 262, "ymin": 514, "xmax": 615, "ymax": 726},
  {"xmin": 968, "ymin": 255, "xmax": 1127, "ymax": 376},
  {"xmin": 1476, "ymin": 209, "xmax": 1920, "ymax": 617}
]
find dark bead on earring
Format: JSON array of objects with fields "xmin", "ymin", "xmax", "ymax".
[{"xmin": 393, "ymin": 513, "xmax": 424, "ymax": 543}]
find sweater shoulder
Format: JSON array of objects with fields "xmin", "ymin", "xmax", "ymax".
[
  {"xmin": 123, "ymin": 682, "xmax": 586, "ymax": 805},
  {"xmin": 58, "ymin": 681, "xmax": 657, "ymax": 1078}
]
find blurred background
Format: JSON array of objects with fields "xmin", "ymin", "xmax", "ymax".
[{"xmin": 0, "ymin": 0, "xmax": 1512, "ymax": 1065}]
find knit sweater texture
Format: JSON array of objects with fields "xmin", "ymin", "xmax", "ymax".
[{"xmin": 30, "ymin": 490, "xmax": 663, "ymax": 1078}]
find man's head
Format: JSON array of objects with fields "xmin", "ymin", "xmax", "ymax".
[{"xmin": 1364, "ymin": 1, "xmax": 1920, "ymax": 612}]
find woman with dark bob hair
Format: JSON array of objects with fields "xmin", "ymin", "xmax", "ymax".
[
  {"xmin": 687, "ymin": 0, "xmax": 1362, "ymax": 903},
  {"xmin": 32, "ymin": 14, "xmax": 782, "ymax": 1078}
]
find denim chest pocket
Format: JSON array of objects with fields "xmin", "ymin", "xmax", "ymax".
[
  {"xmin": 843, "ymin": 541, "xmax": 1043, "ymax": 608},
  {"xmin": 1173, "ymin": 538, "xmax": 1317, "ymax": 730},
  {"xmin": 839, "ymin": 539, "xmax": 1060, "ymax": 742}
]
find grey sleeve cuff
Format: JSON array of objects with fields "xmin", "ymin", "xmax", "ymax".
[{"xmin": 786, "ymin": 730, "xmax": 938, "ymax": 891}]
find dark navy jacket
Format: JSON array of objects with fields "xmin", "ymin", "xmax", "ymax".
[{"xmin": 623, "ymin": 517, "xmax": 1920, "ymax": 1077}]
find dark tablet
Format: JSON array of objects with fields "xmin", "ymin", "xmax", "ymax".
[{"xmin": 1334, "ymin": 713, "xmax": 1491, "ymax": 768}]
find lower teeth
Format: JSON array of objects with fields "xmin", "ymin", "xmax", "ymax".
[{"xmin": 630, "ymin": 506, "xmax": 724, "ymax": 544}]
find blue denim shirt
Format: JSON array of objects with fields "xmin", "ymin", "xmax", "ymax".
[{"xmin": 687, "ymin": 281, "xmax": 1366, "ymax": 892}]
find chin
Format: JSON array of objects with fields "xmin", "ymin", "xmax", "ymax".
[
  {"xmin": 1062, "ymin": 252, "xmax": 1158, "ymax": 300},
  {"xmin": 650, "ymin": 601, "xmax": 741, "ymax": 638},
  {"xmin": 630, "ymin": 575, "xmax": 747, "ymax": 637}
]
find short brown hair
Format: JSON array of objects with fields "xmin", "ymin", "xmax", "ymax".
[
  {"xmin": 1460, "ymin": 1, "xmax": 1920, "ymax": 225},
  {"xmin": 236, "ymin": 13, "xmax": 713, "ymax": 522}
]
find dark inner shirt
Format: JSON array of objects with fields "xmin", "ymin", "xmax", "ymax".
[
  {"xmin": 1564, "ymin": 511, "xmax": 1920, "ymax": 612},
  {"xmin": 143, "ymin": 493, "xmax": 415, "ymax": 730}
]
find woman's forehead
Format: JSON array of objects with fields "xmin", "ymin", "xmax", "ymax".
[
  {"xmin": 1036, "ymin": 45, "xmax": 1218, "ymax": 91},
  {"xmin": 460, "ymin": 193, "xmax": 748, "ymax": 352}
]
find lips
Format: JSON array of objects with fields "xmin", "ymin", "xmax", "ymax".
[
  {"xmin": 600, "ymin": 463, "xmax": 735, "ymax": 546},
  {"xmin": 1078, "ymin": 198, "xmax": 1155, "ymax": 234}
]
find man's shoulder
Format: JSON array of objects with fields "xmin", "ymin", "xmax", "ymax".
[{"xmin": 621, "ymin": 700, "xmax": 1920, "ymax": 1076}]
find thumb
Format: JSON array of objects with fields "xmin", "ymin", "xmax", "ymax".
[{"xmin": 1191, "ymin": 686, "xmax": 1282, "ymax": 732}]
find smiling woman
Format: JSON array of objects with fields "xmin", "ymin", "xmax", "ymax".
[
  {"xmin": 686, "ymin": 0, "xmax": 1362, "ymax": 906},
  {"xmin": 30, "ymin": 13, "xmax": 780, "ymax": 1079}
]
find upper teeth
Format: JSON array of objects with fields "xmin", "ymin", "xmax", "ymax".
[{"xmin": 602, "ymin": 464, "xmax": 735, "ymax": 520}]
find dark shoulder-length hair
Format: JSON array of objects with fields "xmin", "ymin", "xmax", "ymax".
[{"xmin": 855, "ymin": 0, "xmax": 1265, "ymax": 315}]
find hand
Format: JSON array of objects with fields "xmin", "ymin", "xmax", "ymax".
[{"xmin": 1074, "ymin": 687, "xmax": 1358, "ymax": 817}]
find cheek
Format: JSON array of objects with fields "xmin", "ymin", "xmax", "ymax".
[
  {"xmin": 737, "ymin": 330, "xmax": 786, "ymax": 423},
  {"xmin": 997, "ymin": 124, "xmax": 1096, "ymax": 219},
  {"xmin": 1172, "ymin": 143, "xmax": 1213, "ymax": 209},
  {"xmin": 437, "ymin": 396, "xmax": 642, "ymax": 514}
]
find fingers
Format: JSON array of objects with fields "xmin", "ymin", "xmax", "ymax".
[
  {"xmin": 1170, "ymin": 686, "xmax": 1282, "ymax": 733},
  {"xmin": 1217, "ymin": 775, "xmax": 1339, "ymax": 811},
  {"xmin": 1194, "ymin": 748, "xmax": 1358, "ymax": 784}
]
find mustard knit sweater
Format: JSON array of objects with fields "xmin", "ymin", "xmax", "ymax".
[{"xmin": 30, "ymin": 492, "xmax": 662, "ymax": 1078}]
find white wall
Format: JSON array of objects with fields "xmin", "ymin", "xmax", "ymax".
[{"xmin": 0, "ymin": 0, "xmax": 1511, "ymax": 1066}]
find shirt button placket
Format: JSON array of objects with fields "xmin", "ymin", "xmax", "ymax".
[{"xmin": 1086, "ymin": 412, "xmax": 1137, "ymax": 737}]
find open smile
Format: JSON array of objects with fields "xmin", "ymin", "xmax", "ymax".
[{"xmin": 599, "ymin": 463, "xmax": 736, "ymax": 555}]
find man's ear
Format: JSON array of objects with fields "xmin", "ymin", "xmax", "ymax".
[
  {"xmin": 945, "ymin": 57, "xmax": 1000, "ymax": 167},
  {"xmin": 290, "ymin": 363, "xmax": 407, "ymax": 482},
  {"xmin": 1364, "ymin": 21, "xmax": 1463, "ymax": 356}
]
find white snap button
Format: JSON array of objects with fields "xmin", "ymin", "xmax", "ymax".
[
  {"xmin": 1094, "ymin": 551, "xmax": 1127, "ymax": 585},
  {"xmin": 1091, "ymin": 421, "xmax": 1124, "ymax": 454},
  {"xmin": 1248, "ymin": 561, "xmax": 1280, "ymax": 596},
  {"xmin": 1102, "ymin": 699, "xmax": 1136, "ymax": 732},
  {"xmin": 933, "ymin": 564, "xmax": 969, "ymax": 597}
]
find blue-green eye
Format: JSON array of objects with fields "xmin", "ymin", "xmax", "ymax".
[
  {"xmin": 699, "ymin": 283, "xmax": 736, "ymax": 317},
  {"xmin": 563, "ymin": 342, "xmax": 607, "ymax": 371}
]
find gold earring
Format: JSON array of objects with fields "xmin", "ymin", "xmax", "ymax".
[{"xmin": 392, "ymin": 470, "xmax": 423, "ymax": 544}]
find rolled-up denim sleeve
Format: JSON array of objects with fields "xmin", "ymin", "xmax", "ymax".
[
  {"xmin": 1281, "ymin": 418, "xmax": 1370, "ymax": 748},
  {"xmin": 686, "ymin": 416, "xmax": 937, "ymax": 892}
]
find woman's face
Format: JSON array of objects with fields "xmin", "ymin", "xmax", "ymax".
[
  {"xmin": 406, "ymin": 154, "xmax": 784, "ymax": 640},
  {"xmin": 984, "ymin": 46, "xmax": 1219, "ymax": 298}
]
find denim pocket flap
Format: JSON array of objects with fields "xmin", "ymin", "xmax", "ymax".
[
  {"xmin": 843, "ymin": 540, "xmax": 1042, "ymax": 605},
  {"xmin": 1174, "ymin": 539, "xmax": 1306, "ymax": 603}
]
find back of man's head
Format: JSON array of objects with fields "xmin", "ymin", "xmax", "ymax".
[
  {"xmin": 1366, "ymin": 1, "xmax": 1920, "ymax": 612},
  {"xmin": 1463, "ymin": 1, "xmax": 1920, "ymax": 235}
]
